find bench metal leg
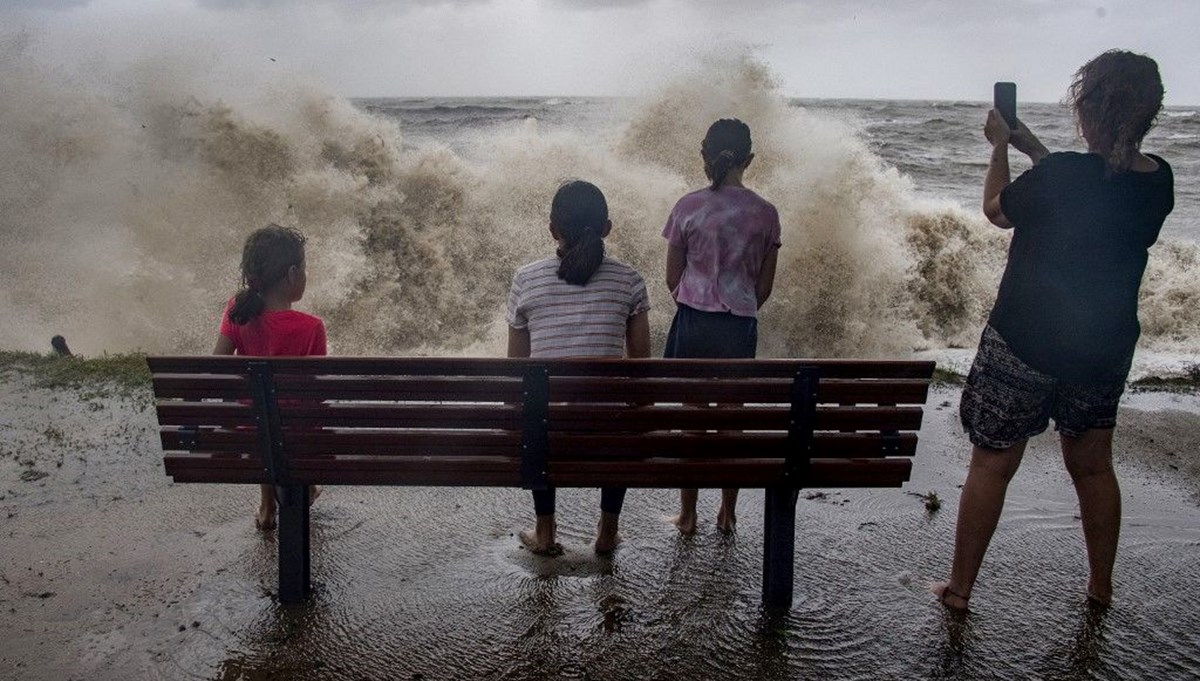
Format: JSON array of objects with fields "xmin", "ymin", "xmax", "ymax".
[
  {"xmin": 762, "ymin": 487, "xmax": 799, "ymax": 610},
  {"xmin": 277, "ymin": 484, "xmax": 311, "ymax": 604}
]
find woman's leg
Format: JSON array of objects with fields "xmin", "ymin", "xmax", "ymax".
[
  {"xmin": 595, "ymin": 487, "xmax": 626, "ymax": 553},
  {"xmin": 935, "ymin": 441, "xmax": 1027, "ymax": 609},
  {"xmin": 716, "ymin": 488, "xmax": 738, "ymax": 533},
  {"xmin": 256, "ymin": 483, "xmax": 277, "ymax": 530},
  {"xmin": 672, "ymin": 489, "xmax": 699, "ymax": 535},
  {"xmin": 1061, "ymin": 428, "xmax": 1120, "ymax": 604},
  {"xmin": 520, "ymin": 489, "xmax": 560, "ymax": 555}
]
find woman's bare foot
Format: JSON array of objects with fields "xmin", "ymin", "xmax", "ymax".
[
  {"xmin": 716, "ymin": 506, "xmax": 736, "ymax": 534},
  {"xmin": 519, "ymin": 516, "xmax": 561, "ymax": 556},
  {"xmin": 930, "ymin": 581, "xmax": 969, "ymax": 611},
  {"xmin": 595, "ymin": 512, "xmax": 621, "ymax": 554},
  {"xmin": 255, "ymin": 505, "xmax": 277, "ymax": 531},
  {"xmin": 669, "ymin": 512, "xmax": 698, "ymax": 536}
]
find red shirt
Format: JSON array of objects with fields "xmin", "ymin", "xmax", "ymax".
[{"xmin": 219, "ymin": 299, "xmax": 327, "ymax": 357}]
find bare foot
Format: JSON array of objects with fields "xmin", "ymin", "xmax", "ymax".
[
  {"xmin": 930, "ymin": 581, "xmax": 969, "ymax": 611},
  {"xmin": 595, "ymin": 512, "xmax": 621, "ymax": 554},
  {"xmin": 716, "ymin": 508, "xmax": 736, "ymax": 534},
  {"xmin": 668, "ymin": 512, "xmax": 697, "ymax": 536},
  {"xmin": 255, "ymin": 505, "xmax": 276, "ymax": 531},
  {"xmin": 309, "ymin": 485, "xmax": 322, "ymax": 505},
  {"xmin": 519, "ymin": 529, "xmax": 563, "ymax": 556}
]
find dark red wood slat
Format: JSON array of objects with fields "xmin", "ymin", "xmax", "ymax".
[
  {"xmin": 546, "ymin": 432, "xmax": 918, "ymax": 459},
  {"xmin": 160, "ymin": 427, "xmax": 259, "ymax": 453},
  {"xmin": 156, "ymin": 402, "xmax": 257, "ymax": 427},
  {"xmin": 280, "ymin": 404, "xmax": 522, "ymax": 429},
  {"xmin": 273, "ymin": 375, "xmax": 523, "ymax": 402},
  {"xmin": 152, "ymin": 374, "xmax": 251, "ymax": 400},
  {"xmin": 147, "ymin": 356, "xmax": 936, "ymax": 379},
  {"xmin": 544, "ymin": 405, "xmax": 924, "ymax": 432},
  {"xmin": 548, "ymin": 377, "xmax": 930, "ymax": 405},
  {"xmin": 279, "ymin": 431, "xmax": 916, "ymax": 459}
]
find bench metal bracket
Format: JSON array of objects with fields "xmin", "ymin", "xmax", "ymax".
[
  {"xmin": 785, "ymin": 367, "xmax": 820, "ymax": 483},
  {"xmin": 248, "ymin": 360, "xmax": 309, "ymax": 604},
  {"xmin": 520, "ymin": 365, "xmax": 551, "ymax": 491},
  {"xmin": 763, "ymin": 366, "xmax": 819, "ymax": 611},
  {"xmin": 248, "ymin": 361, "xmax": 289, "ymax": 485}
]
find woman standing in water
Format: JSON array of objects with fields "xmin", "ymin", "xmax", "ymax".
[
  {"xmin": 662, "ymin": 118, "xmax": 781, "ymax": 535},
  {"xmin": 935, "ymin": 50, "xmax": 1174, "ymax": 610}
]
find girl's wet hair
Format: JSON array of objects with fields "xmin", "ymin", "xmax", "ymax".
[
  {"xmin": 551, "ymin": 180, "xmax": 608, "ymax": 286},
  {"xmin": 228, "ymin": 224, "xmax": 307, "ymax": 325},
  {"xmin": 1068, "ymin": 49, "xmax": 1164, "ymax": 174},
  {"xmin": 702, "ymin": 118, "xmax": 752, "ymax": 190}
]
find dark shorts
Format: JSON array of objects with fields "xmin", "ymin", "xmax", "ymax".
[
  {"xmin": 960, "ymin": 325, "xmax": 1129, "ymax": 450},
  {"xmin": 663, "ymin": 303, "xmax": 758, "ymax": 359}
]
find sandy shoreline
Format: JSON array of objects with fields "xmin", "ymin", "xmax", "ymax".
[{"xmin": 1, "ymin": 356, "xmax": 1198, "ymax": 679}]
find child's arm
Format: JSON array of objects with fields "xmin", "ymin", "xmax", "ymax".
[
  {"xmin": 507, "ymin": 327, "xmax": 531, "ymax": 359},
  {"xmin": 626, "ymin": 311, "xmax": 651, "ymax": 359},
  {"xmin": 665, "ymin": 245, "xmax": 686, "ymax": 293},
  {"xmin": 213, "ymin": 335, "xmax": 235, "ymax": 355},
  {"xmin": 756, "ymin": 247, "xmax": 779, "ymax": 309}
]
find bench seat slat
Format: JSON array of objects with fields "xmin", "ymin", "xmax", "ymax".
[
  {"xmin": 161, "ymin": 427, "xmax": 258, "ymax": 452},
  {"xmin": 548, "ymin": 377, "xmax": 930, "ymax": 405},
  {"xmin": 152, "ymin": 374, "xmax": 251, "ymax": 400},
  {"xmin": 148, "ymin": 356, "xmax": 936, "ymax": 379},
  {"xmin": 545, "ymin": 405, "xmax": 924, "ymax": 432},
  {"xmin": 271, "ymin": 404, "xmax": 921, "ymax": 431},
  {"xmin": 280, "ymin": 404, "xmax": 521, "ymax": 429},
  {"xmin": 156, "ymin": 402, "xmax": 256, "ymax": 427},
  {"xmin": 273, "ymin": 375, "xmax": 524, "ymax": 402},
  {"xmin": 278, "ymin": 431, "xmax": 916, "ymax": 459}
]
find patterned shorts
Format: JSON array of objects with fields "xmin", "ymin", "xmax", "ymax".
[{"xmin": 960, "ymin": 325, "xmax": 1129, "ymax": 450}]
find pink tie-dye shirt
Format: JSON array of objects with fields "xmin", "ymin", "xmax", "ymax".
[{"xmin": 662, "ymin": 186, "xmax": 781, "ymax": 318}]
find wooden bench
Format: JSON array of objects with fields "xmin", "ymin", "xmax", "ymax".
[{"xmin": 148, "ymin": 356, "xmax": 935, "ymax": 609}]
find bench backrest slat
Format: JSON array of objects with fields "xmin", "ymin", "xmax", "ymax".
[{"xmin": 150, "ymin": 356, "xmax": 934, "ymax": 489}]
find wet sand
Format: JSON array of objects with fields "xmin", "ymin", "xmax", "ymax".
[{"xmin": 1, "ymin": 368, "xmax": 1199, "ymax": 680}]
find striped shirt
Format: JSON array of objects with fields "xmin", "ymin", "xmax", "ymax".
[{"xmin": 507, "ymin": 256, "xmax": 650, "ymax": 358}]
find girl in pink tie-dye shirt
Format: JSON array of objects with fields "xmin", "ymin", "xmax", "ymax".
[{"xmin": 662, "ymin": 118, "xmax": 781, "ymax": 536}]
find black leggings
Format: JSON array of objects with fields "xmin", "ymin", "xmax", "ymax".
[{"xmin": 532, "ymin": 487, "xmax": 627, "ymax": 517}]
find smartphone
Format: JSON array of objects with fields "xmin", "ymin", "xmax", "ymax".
[{"xmin": 994, "ymin": 82, "xmax": 1018, "ymax": 129}]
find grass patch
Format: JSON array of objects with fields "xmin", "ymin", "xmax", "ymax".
[
  {"xmin": 931, "ymin": 367, "xmax": 966, "ymax": 386},
  {"xmin": 0, "ymin": 351, "xmax": 151, "ymax": 397}
]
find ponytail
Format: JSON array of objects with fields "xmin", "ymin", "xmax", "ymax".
[
  {"xmin": 550, "ymin": 180, "xmax": 609, "ymax": 286},
  {"xmin": 227, "ymin": 224, "xmax": 306, "ymax": 325},
  {"xmin": 557, "ymin": 226, "xmax": 605, "ymax": 286},
  {"xmin": 228, "ymin": 288, "xmax": 265, "ymax": 325},
  {"xmin": 702, "ymin": 119, "xmax": 752, "ymax": 191}
]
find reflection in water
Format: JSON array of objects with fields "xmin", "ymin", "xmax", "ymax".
[{"xmin": 190, "ymin": 414, "xmax": 1200, "ymax": 680}]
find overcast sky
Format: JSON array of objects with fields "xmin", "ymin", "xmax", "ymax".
[{"xmin": 4, "ymin": 0, "xmax": 1198, "ymax": 103}]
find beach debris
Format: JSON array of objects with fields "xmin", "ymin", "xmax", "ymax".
[
  {"xmin": 20, "ymin": 469, "xmax": 49, "ymax": 482},
  {"xmin": 908, "ymin": 490, "xmax": 941, "ymax": 512},
  {"xmin": 50, "ymin": 335, "xmax": 72, "ymax": 357}
]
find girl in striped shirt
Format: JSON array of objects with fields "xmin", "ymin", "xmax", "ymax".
[{"xmin": 506, "ymin": 180, "xmax": 651, "ymax": 555}]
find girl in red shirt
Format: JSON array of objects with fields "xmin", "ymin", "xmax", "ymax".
[{"xmin": 213, "ymin": 224, "xmax": 326, "ymax": 530}]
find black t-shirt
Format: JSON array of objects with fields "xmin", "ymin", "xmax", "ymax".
[{"xmin": 990, "ymin": 151, "xmax": 1174, "ymax": 382}]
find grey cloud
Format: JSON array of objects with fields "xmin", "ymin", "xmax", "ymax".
[
  {"xmin": 0, "ymin": 0, "xmax": 91, "ymax": 10},
  {"xmin": 196, "ymin": 0, "xmax": 485, "ymax": 8}
]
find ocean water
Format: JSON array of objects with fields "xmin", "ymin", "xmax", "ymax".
[{"xmin": 1, "ymin": 54, "xmax": 1197, "ymax": 374}]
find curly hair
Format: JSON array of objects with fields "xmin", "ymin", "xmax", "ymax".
[{"xmin": 1068, "ymin": 50, "xmax": 1164, "ymax": 173}]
